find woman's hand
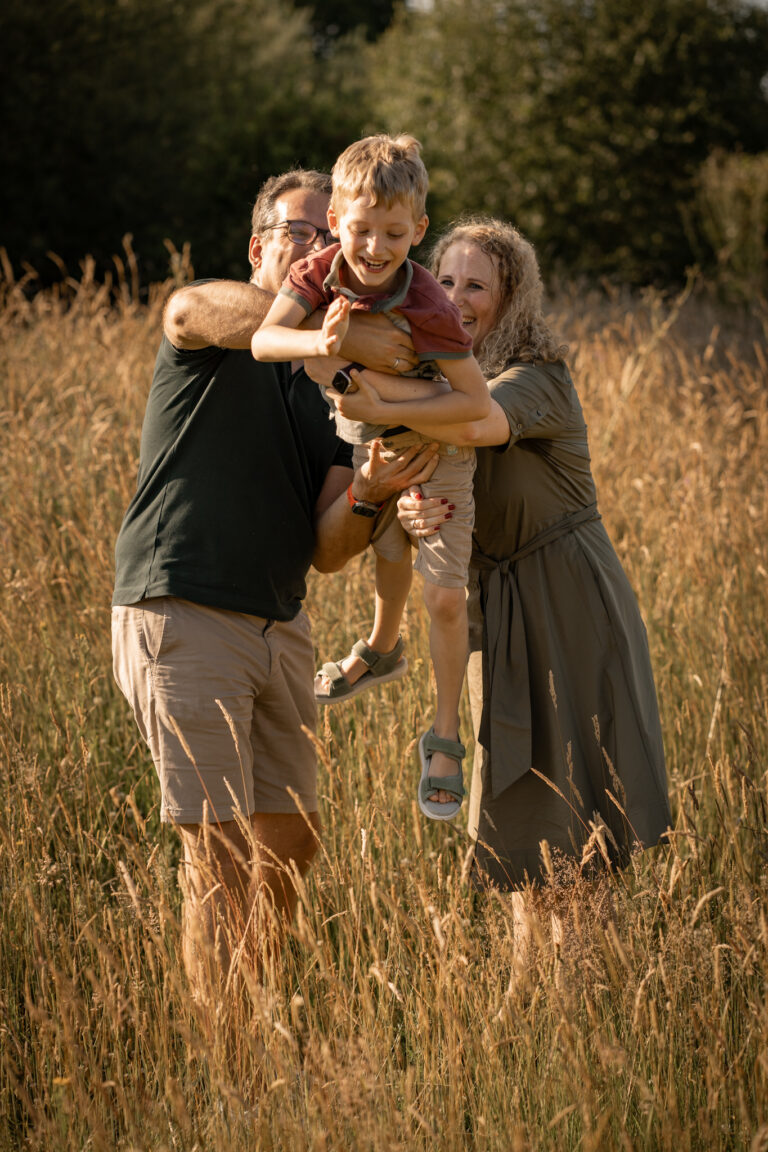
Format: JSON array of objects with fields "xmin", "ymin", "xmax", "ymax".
[{"xmin": 397, "ymin": 486, "xmax": 453, "ymax": 538}]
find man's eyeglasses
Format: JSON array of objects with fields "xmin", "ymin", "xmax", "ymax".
[{"xmin": 263, "ymin": 220, "xmax": 336, "ymax": 248}]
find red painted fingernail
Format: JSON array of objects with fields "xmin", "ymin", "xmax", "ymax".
[
  {"xmin": 415, "ymin": 493, "xmax": 423, "ymax": 500},
  {"xmin": 448, "ymin": 504, "xmax": 456, "ymax": 511},
  {"xmin": 440, "ymin": 499, "xmax": 448, "ymax": 504},
  {"xmin": 445, "ymin": 512, "xmax": 453, "ymax": 519}
]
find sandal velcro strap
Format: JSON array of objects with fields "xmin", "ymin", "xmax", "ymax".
[
  {"xmin": 417, "ymin": 726, "xmax": 466, "ymax": 822},
  {"xmin": 320, "ymin": 661, "xmax": 347, "ymax": 686},
  {"xmin": 424, "ymin": 772, "xmax": 466, "ymax": 802},
  {"xmin": 421, "ymin": 729, "xmax": 465, "ymax": 762},
  {"xmin": 351, "ymin": 636, "xmax": 405, "ymax": 674},
  {"xmin": 315, "ymin": 637, "xmax": 408, "ymax": 705}
]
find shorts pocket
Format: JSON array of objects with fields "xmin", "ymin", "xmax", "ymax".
[{"xmin": 139, "ymin": 600, "xmax": 171, "ymax": 667}]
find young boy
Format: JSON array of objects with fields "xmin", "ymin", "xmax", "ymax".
[{"xmin": 250, "ymin": 134, "xmax": 489, "ymax": 821}]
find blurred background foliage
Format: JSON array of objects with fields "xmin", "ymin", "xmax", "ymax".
[{"xmin": 1, "ymin": 0, "xmax": 766, "ymax": 292}]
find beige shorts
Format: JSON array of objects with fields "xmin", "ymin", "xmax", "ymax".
[
  {"xmin": 112, "ymin": 597, "xmax": 318, "ymax": 824},
  {"xmin": 353, "ymin": 435, "xmax": 475, "ymax": 588}
]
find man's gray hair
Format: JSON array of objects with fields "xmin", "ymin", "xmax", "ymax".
[{"xmin": 251, "ymin": 169, "xmax": 332, "ymax": 235}]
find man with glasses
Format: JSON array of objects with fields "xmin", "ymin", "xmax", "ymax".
[{"xmin": 111, "ymin": 168, "xmax": 432, "ymax": 1004}]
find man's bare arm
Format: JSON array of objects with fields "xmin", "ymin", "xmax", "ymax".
[
  {"xmin": 312, "ymin": 441, "xmax": 439, "ymax": 573},
  {"xmin": 337, "ymin": 311, "xmax": 418, "ymax": 374},
  {"xmin": 164, "ymin": 281, "xmax": 275, "ymax": 350},
  {"xmin": 165, "ymin": 282, "xmax": 418, "ymax": 365}
]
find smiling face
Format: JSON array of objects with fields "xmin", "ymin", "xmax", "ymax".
[
  {"xmin": 327, "ymin": 196, "xmax": 428, "ymax": 296},
  {"xmin": 249, "ymin": 187, "xmax": 332, "ymax": 293},
  {"xmin": 435, "ymin": 240, "xmax": 502, "ymax": 354}
]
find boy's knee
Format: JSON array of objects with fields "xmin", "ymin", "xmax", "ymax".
[{"xmin": 424, "ymin": 582, "xmax": 466, "ymax": 621}]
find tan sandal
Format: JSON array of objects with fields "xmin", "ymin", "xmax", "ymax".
[
  {"xmin": 417, "ymin": 727, "xmax": 466, "ymax": 821},
  {"xmin": 314, "ymin": 637, "xmax": 407, "ymax": 705}
]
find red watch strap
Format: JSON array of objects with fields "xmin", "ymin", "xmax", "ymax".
[{"xmin": 346, "ymin": 483, "xmax": 384, "ymax": 511}]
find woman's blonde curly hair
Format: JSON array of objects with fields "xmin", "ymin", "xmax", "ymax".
[{"xmin": 429, "ymin": 216, "xmax": 567, "ymax": 377}]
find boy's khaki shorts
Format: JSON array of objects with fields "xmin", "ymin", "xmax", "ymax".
[
  {"xmin": 353, "ymin": 435, "xmax": 475, "ymax": 589},
  {"xmin": 112, "ymin": 597, "xmax": 318, "ymax": 825}
]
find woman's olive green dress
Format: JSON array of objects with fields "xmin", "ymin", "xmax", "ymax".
[{"xmin": 466, "ymin": 360, "xmax": 671, "ymax": 889}]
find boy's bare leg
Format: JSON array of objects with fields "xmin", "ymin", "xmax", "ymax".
[
  {"xmin": 178, "ymin": 810, "xmax": 321, "ymax": 1001},
  {"xmin": 316, "ymin": 550, "xmax": 412, "ymax": 690},
  {"xmin": 421, "ymin": 581, "xmax": 468, "ymax": 802}
]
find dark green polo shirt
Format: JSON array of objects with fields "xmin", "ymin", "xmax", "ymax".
[{"xmin": 113, "ymin": 334, "xmax": 351, "ymax": 621}]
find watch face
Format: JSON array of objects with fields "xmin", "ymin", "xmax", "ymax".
[
  {"xmin": 332, "ymin": 368, "xmax": 352, "ymax": 394},
  {"xmin": 351, "ymin": 503, "xmax": 377, "ymax": 517}
]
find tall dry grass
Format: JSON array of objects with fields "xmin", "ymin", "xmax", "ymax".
[{"xmin": 1, "ymin": 255, "xmax": 767, "ymax": 1151}]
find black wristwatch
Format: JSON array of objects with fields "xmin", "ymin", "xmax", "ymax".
[
  {"xmin": 332, "ymin": 362, "xmax": 365, "ymax": 394},
  {"xmin": 346, "ymin": 483, "xmax": 383, "ymax": 518}
]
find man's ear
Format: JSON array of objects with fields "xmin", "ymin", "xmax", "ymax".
[
  {"xmin": 248, "ymin": 234, "xmax": 263, "ymax": 272},
  {"xmin": 412, "ymin": 214, "xmax": 429, "ymax": 247}
]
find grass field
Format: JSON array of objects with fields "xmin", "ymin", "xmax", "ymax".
[{"xmin": 1, "ymin": 259, "xmax": 766, "ymax": 1150}]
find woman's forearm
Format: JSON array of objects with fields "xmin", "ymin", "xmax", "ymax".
[
  {"xmin": 360, "ymin": 389, "xmax": 489, "ymax": 427},
  {"xmin": 362, "ymin": 369, "xmax": 451, "ymax": 403},
  {"xmin": 375, "ymin": 396, "xmax": 511, "ymax": 447},
  {"xmin": 331, "ymin": 369, "xmax": 510, "ymax": 446}
]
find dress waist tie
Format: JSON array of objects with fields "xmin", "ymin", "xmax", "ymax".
[{"xmin": 471, "ymin": 503, "xmax": 601, "ymax": 798}]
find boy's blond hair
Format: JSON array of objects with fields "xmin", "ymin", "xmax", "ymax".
[{"xmin": 331, "ymin": 134, "xmax": 428, "ymax": 220}]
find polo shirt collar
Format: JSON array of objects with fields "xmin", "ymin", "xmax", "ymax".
[{"xmin": 322, "ymin": 248, "xmax": 413, "ymax": 313}]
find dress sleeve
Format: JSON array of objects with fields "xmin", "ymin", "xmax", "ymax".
[{"xmin": 489, "ymin": 362, "xmax": 576, "ymax": 448}]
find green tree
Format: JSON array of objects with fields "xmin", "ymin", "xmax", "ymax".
[
  {"xmin": 0, "ymin": 0, "xmax": 364, "ymax": 284},
  {"xmin": 294, "ymin": 0, "xmax": 396, "ymax": 50},
  {"xmin": 366, "ymin": 0, "xmax": 768, "ymax": 283}
]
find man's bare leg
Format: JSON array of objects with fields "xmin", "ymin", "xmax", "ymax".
[{"xmin": 178, "ymin": 810, "xmax": 321, "ymax": 1001}]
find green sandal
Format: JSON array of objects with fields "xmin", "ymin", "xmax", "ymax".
[
  {"xmin": 314, "ymin": 637, "xmax": 407, "ymax": 705},
  {"xmin": 418, "ymin": 727, "xmax": 466, "ymax": 822}
]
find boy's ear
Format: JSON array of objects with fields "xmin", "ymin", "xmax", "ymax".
[
  {"xmin": 412, "ymin": 214, "xmax": 429, "ymax": 247},
  {"xmin": 327, "ymin": 205, "xmax": 339, "ymax": 235}
]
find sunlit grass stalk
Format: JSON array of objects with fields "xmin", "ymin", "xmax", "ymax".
[{"xmin": 1, "ymin": 263, "xmax": 766, "ymax": 1149}]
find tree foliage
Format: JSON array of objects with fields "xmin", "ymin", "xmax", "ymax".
[
  {"xmin": 366, "ymin": 0, "xmax": 768, "ymax": 282},
  {"xmin": 293, "ymin": 0, "xmax": 396, "ymax": 50},
  {"xmin": 0, "ymin": 0, "xmax": 363, "ymax": 283},
  {"xmin": 1, "ymin": 0, "xmax": 766, "ymax": 286}
]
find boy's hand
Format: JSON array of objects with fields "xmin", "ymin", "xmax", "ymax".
[{"xmin": 319, "ymin": 297, "xmax": 350, "ymax": 356}]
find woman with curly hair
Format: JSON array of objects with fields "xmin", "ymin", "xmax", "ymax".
[{"xmin": 325, "ymin": 215, "xmax": 671, "ymax": 893}]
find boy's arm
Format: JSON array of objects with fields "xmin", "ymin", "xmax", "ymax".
[
  {"xmin": 251, "ymin": 294, "xmax": 349, "ymax": 362},
  {"xmin": 164, "ymin": 280, "xmax": 275, "ymax": 349}
]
